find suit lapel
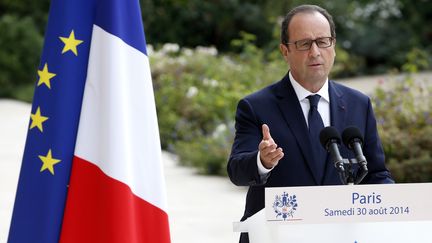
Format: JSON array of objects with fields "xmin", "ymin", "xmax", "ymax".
[
  {"xmin": 329, "ymin": 81, "xmax": 347, "ymax": 134},
  {"xmin": 275, "ymin": 75, "xmax": 320, "ymax": 184}
]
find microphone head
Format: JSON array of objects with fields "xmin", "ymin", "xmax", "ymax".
[
  {"xmin": 342, "ymin": 126, "xmax": 364, "ymax": 148},
  {"xmin": 319, "ymin": 126, "xmax": 341, "ymax": 150}
]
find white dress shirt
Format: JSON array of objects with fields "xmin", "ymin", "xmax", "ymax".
[{"xmin": 257, "ymin": 71, "xmax": 331, "ymax": 178}]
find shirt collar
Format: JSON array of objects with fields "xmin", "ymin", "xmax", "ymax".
[{"xmin": 288, "ymin": 71, "xmax": 330, "ymax": 103}]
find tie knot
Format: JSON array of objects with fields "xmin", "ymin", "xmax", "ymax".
[{"xmin": 307, "ymin": 95, "xmax": 321, "ymax": 109}]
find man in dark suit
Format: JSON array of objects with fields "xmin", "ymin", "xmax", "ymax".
[{"xmin": 227, "ymin": 4, "xmax": 394, "ymax": 243}]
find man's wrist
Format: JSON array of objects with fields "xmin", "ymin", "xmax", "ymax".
[{"xmin": 257, "ymin": 151, "xmax": 273, "ymax": 175}]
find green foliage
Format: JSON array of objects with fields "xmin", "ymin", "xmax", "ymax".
[
  {"xmin": 0, "ymin": 0, "xmax": 50, "ymax": 32},
  {"xmin": 140, "ymin": 0, "xmax": 273, "ymax": 52},
  {"xmin": 372, "ymin": 53, "xmax": 432, "ymax": 182},
  {"xmin": 332, "ymin": 45, "xmax": 366, "ymax": 77},
  {"xmin": 330, "ymin": 0, "xmax": 432, "ymax": 75},
  {"xmin": 175, "ymin": 128, "xmax": 232, "ymax": 175},
  {"xmin": 402, "ymin": 48, "xmax": 431, "ymax": 73},
  {"xmin": 0, "ymin": 14, "xmax": 43, "ymax": 100},
  {"xmin": 0, "ymin": 0, "xmax": 49, "ymax": 100}
]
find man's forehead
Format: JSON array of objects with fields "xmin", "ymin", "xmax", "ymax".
[{"xmin": 288, "ymin": 12, "xmax": 331, "ymax": 37}]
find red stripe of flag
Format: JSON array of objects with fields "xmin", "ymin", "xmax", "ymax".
[{"xmin": 60, "ymin": 156, "xmax": 170, "ymax": 243}]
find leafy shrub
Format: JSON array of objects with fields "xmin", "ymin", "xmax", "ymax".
[
  {"xmin": 372, "ymin": 54, "xmax": 432, "ymax": 182},
  {"xmin": 175, "ymin": 125, "xmax": 233, "ymax": 175},
  {"xmin": 0, "ymin": 14, "xmax": 43, "ymax": 101}
]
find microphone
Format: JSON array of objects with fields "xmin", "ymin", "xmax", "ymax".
[
  {"xmin": 319, "ymin": 127, "xmax": 344, "ymax": 173},
  {"xmin": 341, "ymin": 126, "xmax": 368, "ymax": 172}
]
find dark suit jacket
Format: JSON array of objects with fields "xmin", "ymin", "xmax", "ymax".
[{"xmin": 228, "ymin": 73, "xmax": 394, "ymax": 225}]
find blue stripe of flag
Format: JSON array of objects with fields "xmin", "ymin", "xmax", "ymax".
[{"xmin": 94, "ymin": 0, "xmax": 147, "ymax": 55}]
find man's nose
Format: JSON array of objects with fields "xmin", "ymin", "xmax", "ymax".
[{"xmin": 308, "ymin": 42, "xmax": 321, "ymax": 57}]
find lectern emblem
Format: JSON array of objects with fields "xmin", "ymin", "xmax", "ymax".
[{"xmin": 272, "ymin": 192, "xmax": 298, "ymax": 220}]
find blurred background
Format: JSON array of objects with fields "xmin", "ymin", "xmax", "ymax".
[{"xmin": 0, "ymin": 0, "xmax": 431, "ymax": 241}]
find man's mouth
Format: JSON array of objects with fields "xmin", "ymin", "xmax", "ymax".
[{"xmin": 308, "ymin": 63, "xmax": 322, "ymax": 67}]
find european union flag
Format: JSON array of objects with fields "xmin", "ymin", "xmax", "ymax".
[{"xmin": 8, "ymin": 0, "xmax": 154, "ymax": 242}]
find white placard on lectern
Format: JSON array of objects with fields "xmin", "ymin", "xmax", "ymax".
[
  {"xmin": 266, "ymin": 183, "xmax": 432, "ymax": 224},
  {"xmin": 233, "ymin": 183, "xmax": 432, "ymax": 243}
]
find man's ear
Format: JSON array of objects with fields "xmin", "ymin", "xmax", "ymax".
[{"xmin": 279, "ymin": 44, "xmax": 289, "ymax": 62}]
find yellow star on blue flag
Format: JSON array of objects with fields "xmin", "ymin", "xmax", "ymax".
[
  {"xmin": 30, "ymin": 106, "xmax": 49, "ymax": 132},
  {"xmin": 37, "ymin": 63, "xmax": 56, "ymax": 89},
  {"xmin": 39, "ymin": 149, "xmax": 61, "ymax": 175},
  {"xmin": 59, "ymin": 30, "xmax": 83, "ymax": 56}
]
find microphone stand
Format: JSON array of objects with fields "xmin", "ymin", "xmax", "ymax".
[{"xmin": 336, "ymin": 158, "xmax": 368, "ymax": 185}]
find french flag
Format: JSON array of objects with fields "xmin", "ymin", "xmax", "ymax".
[{"xmin": 8, "ymin": 0, "xmax": 171, "ymax": 242}]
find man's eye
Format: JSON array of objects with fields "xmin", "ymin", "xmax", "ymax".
[{"xmin": 299, "ymin": 41, "xmax": 310, "ymax": 47}]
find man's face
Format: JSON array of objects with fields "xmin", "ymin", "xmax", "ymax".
[{"xmin": 281, "ymin": 12, "xmax": 336, "ymax": 88}]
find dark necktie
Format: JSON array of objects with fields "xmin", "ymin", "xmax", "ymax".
[{"xmin": 307, "ymin": 95, "xmax": 326, "ymax": 181}]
